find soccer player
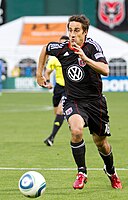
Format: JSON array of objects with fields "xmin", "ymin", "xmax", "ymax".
[
  {"xmin": 43, "ymin": 35, "xmax": 69, "ymax": 146},
  {"xmin": 0, "ymin": 60, "xmax": 3, "ymax": 95},
  {"xmin": 36, "ymin": 15, "xmax": 122, "ymax": 189}
]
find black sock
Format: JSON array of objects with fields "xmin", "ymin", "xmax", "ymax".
[
  {"xmin": 70, "ymin": 139, "xmax": 87, "ymax": 175},
  {"xmin": 49, "ymin": 114, "xmax": 64, "ymax": 140},
  {"xmin": 99, "ymin": 150, "xmax": 115, "ymax": 174}
]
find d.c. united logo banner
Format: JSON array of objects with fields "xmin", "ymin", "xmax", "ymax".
[{"xmin": 96, "ymin": 0, "xmax": 128, "ymax": 31}]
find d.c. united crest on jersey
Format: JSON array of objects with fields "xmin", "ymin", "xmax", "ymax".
[
  {"xmin": 78, "ymin": 58, "xmax": 86, "ymax": 67},
  {"xmin": 97, "ymin": 0, "xmax": 127, "ymax": 29}
]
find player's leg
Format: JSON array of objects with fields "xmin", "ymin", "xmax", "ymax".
[
  {"xmin": 88, "ymin": 95, "xmax": 122, "ymax": 188},
  {"xmin": 49, "ymin": 103, "xmax": 64, "ymax": 139},
  {"xmin": 44, "ymin": 107, "xmax": 64, "ymax": 146},
  {"xmin": 68, "ymin": 114, "xmax": 87, "ymax": 189},
  {"xmin": 44, "ymin": 86, "xmax": 64, "ymax": 146},
  {"xmin": 44, "ymin": 106, "xmax": 63, "ymax": 146},
  {"xmin": 92, "ymin": 133, "xmax": 122, "ymax": 189},
  {"xmin": 92, "ymin": 133, "xmax": 114, "ymax": 173}
]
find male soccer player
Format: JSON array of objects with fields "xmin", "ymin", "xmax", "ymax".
[
  {"xmin": 0, "ymin": 60, "xmax": 3, "ymax": 95},
  {"xmin": 37, "ymin": 15, "xmax": 122, "ymax": 189},
  {"xmin": 44, "ymin": 35, "xmax": 69, "ymax": 146}
]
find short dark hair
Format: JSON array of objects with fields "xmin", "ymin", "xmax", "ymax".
[
  {"xmin": 60, "ymin": 35, "xmax": 69, "ymax": 40},
  {"xmin": 67, "ymin": 15, "xmax": 90, "ymax": 32}
]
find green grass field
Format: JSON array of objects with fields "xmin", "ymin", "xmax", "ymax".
[{"xmin": 0, "ymin": 92, "xmax": 128, "ymax": 200}]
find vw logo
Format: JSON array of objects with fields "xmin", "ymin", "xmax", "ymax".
[{"xmin": 67, "ymin": 65, "xmax": 85, "ymax": 82}]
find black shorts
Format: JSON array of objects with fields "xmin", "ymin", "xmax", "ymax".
[
  {"xmin": 53, "ymin": 83, "xmax": 66, "ymax": 107},
  {"xmin": 62, "ymin": 95, "xmax": 111, "ymax": 136}
]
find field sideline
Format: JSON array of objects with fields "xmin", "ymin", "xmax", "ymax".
[{"xmin": 0, "ymin": 92, "xmax": 127, "ymax": 200}]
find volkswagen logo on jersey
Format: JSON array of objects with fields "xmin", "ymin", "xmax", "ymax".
[{"xmin": 67, "ymin": 64, "xmax": 85, "ymax": 82}]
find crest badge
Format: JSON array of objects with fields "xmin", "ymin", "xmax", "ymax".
[
  {"xmin": 98, "ymin": 0, "xmax": 126, "ymax": 29},
  {"xmin": 78, "ymin": 58, "xmax": 86, "ymax": 67}
]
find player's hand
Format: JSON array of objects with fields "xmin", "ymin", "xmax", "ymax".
[
  {"xmin": 73, "ymin": 42, "xmax": 89, "ymax": 62},
  {"xmin": 37, "ymin": 75, "xmax": 53, "ymax": 89},
  {"xmin": 36, "ymin": 75, "xmax": 47, "ymax": 88},
  {"xmin": 46, "ymin": 81, "xmax": 53, "ymax": 89}
]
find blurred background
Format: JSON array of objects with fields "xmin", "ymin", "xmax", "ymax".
[{"xmin": 0, "ymin": 0, "xmax": 128, "ymax": 92}]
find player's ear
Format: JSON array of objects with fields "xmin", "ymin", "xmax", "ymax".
[
  {"xmin": 83, "ymin": 30, "xmax": 87, "ymax": 36},
  {"xmin": 84, "ymin": 30, "xmax": 88, "ymax": 35}
]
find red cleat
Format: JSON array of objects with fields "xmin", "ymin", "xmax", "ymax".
[
  {"xmin": 73, "ymin": 172, "xmax": 87, "ymax": 189},
  {"xmin": 104, "ymin": 166, "xmax": 122, "ymax": 189},
  {"xmin": 109, "ymin": 173, "xmax": 122, "ymax": 189}
]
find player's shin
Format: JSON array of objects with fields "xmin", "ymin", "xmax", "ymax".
[
  {"xmin": 99, "ymin": 147, "xmax": 115, "ymax": 174},
  {"xmin": 70, "ymin": 139, "xmax": 87, "ymax": 175}
]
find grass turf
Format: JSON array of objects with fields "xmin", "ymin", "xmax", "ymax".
[{"xmin": 0, "ymin": 92, "xmax": 127, "ymax": 199}]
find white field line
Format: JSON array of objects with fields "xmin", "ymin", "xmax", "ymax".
[
  {"xmin": 0, "ymin": 167, "xmax": 128, "ymax": 171},
  {"xmin": 0, "ymin": 105, "xmax": 53, "ymax": 113}
]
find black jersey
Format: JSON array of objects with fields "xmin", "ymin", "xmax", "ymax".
[{"xmin": 46, "ymin": 38, "xmax": 108, "ymax": 100}]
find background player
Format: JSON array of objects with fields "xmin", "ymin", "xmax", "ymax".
[{"xmin": 44, "ymin": 35, "xmax": 69, "ymax": 146}]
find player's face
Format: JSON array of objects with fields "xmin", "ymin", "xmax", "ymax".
[{"xmin": 68, "ymin": 21, "xmax": 87, "ymax": 47}]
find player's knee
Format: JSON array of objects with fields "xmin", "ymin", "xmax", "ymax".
[
  {"xmin": 93, "ymin": 134, "xmax": 106, "ymax": 149},
  {"xmin": 96, "ymin": 140, "xmax": 105, "ymax": 150},
  {"xmin": 70, "ymin": 126, "xmax": 83, "ymax": 141},
  {"xmin": 56, "ymin": 109, "xmax": 63, "ymax": 115},
  {"xmin": 96, "ymin": 139, "xmax": 110, "ymax": 153},
  {"xmin": 71, "ymin": 125, "xmax": 83, "ymax": 134}
]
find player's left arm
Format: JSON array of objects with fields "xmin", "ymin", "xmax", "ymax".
[
  {"xmin": 73, "ymin": 42, "xmax": 109, "ymax": 76},
  {"xmin": 85, "ymin": 57, "xmax": 109, "ymax": 76}
]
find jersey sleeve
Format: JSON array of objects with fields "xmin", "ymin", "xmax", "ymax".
[
  {"xmin": 89, "ymin": 40, "xmax": 108, "ymax": 64},
  {"xmin": 46, "ymin": 42, "xmax": 62, "ymax": 57}
]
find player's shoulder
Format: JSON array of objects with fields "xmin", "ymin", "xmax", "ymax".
[
  {"xmin": 47, "ymin": 41, "xmax": 68, "ymax": 51},
  {"xmin": 85, "ymin": 37, "xmax": 102, "ymax": 51},
  {"xmin": 86, "ymin": 37, "xmax": 99, "ymax": 45}
]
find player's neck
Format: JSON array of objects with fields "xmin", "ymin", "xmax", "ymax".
[{"xmin": 68, "ymin": 42, "xmax": 84, "ymax": 51}]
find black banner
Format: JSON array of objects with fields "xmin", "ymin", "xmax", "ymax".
[
  {"xmin": 96, "ymin": 0, "xmax": 128, "ymax": 31},
  {"xmin": 0, "ymin": 0, "xmax": 6, "ymax": 25}
]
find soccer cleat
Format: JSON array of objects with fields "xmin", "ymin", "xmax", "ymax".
[
  {"xmin": 73, "ymin": 172, "xmax": 87, "ymax": 189},
  {"xmin": 44, "ymin": 137, "xmax": 54, "ymax": 146},
  {"xmin": 104, "ymin": 166, "xmax": 122, "ymax": 189}
]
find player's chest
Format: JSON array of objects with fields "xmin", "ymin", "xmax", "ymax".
[
  {"xmin": 60, "ymin": 55, "xmax": 92, "ymax": 83},
  {"xmin": 60, "ymin": 48, "xmax": 90, "ymax": 67}
]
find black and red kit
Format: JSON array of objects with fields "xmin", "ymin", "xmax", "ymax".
[{"xmin": 46, "ymin": 38, "xmax": 110, "ymax": 136}]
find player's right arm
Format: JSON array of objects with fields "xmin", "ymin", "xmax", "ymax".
[
  {"xmin": 37, "ymin": 42, "xmax": 61, "ymax": 87},
  {"xmin": 44, "ymin": 68, "xmax": 53, "ymax": 89},
  {"xmin": 36, "ymin": 45, "xmax": 49, "ymax": 88}
]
